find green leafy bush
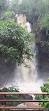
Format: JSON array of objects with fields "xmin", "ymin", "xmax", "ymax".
[
  {"xmin": 2, "ymin": 87, "xmax": 19, "ymax": 100},
  {"xmin": 36, "ymin": 78, "xmax": 49, "ymax": 111},
  {"xmin": 0, "ymin": 18, "xmax": 35, "ymax": 64}
]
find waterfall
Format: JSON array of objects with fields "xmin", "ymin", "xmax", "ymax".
[
  {"xmin": 1, "ymin": 14, "xmax": 47, "ymax": 92},
  {"xmin": 15, "ymin": 14, "xmax": 31, "ymax": 32},
  {"xmin": 4, "ymin": 14, "xmax": 44, "ymax": 92}
]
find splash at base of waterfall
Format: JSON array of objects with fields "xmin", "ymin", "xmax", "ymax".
[
  {"xmin": 17, "ymin": 80, "xmax": 44, "ymax": 93},
  {"xmin": 5, "ymin": 58, "xmax": 44, "ymax": 93},
  {"xmin": 5, "ymin": 79, "xmax": 44, "ymax": 93}
]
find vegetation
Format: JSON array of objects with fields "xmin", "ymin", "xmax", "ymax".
[
  {"xmin": 0, "ymin": 87, "xmax": 21, "ymax": 107},
  {"xmin": 9, "ymin": 0, "xmax": 49, "ymax": 36},
  {"xmin": 10, "ymin": 0, "xmax": 19, "ymax": 13},
  {"xmin": 36, "ymin": 78, "xmax": 49, "ymax": 111},
  {"xmin": 10, "ymin": 0, "xmax": 46, "ymax": 21},
  {"xmin": 0, "ymin": 0, "xmax": 36, "ymax": 64},
  {"xmin": 0, "ymin": 1, "xmax": 49, "ymax": 110},
  {"xmin": 0, "ymin": 0, "xmax": 8, "ymax": 17},
  {"xmin": 0, "ymin": 86, "xmax": 32, "ymax": 107},
  {"xmin": 1, "ymin": 87, "xmax": 19, "ymax": 99},
  {"xmin": 18, "ymin": 0, "xmax": 46, "ymax": 18},
  {"xmin": 39, "ymin": 13, "xmax": 49, "ymax": 35},
  {"xmin": 0, "ymin": 12, "xmax": 34, "ymax": 64},
  {"xmin": 0, "ymin": 0, "xmax": 49, "ymax": 30},
  {"xmin": 0, "ymin": 0, "xmax": 49, "ymax": 64}
]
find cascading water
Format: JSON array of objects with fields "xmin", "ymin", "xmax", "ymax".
[
  {"xmin": 1, "ymin": 14, "xmax": 49, "ymax": 93},
  {"xmin": 3, "ymin": 14, "xmax": 44, "ymax": 92}
]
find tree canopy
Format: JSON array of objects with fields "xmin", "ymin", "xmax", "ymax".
[
  {"xmin": 0, "ymin": 15, "xmax": 34, "ymax": 64},
  {"xmin": 0, "ymin": 0, "xmax": 49, "ymax": 63},
  {"xmin": 10, "ymin": 0, "xmax": 46, "ymax": 21}
]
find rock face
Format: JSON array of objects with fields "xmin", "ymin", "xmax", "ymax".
[
  {"xmin": 29, "ymin": 16, "xmax": 49, "ymax": 56},
  {"xmin": 30, "ymin": 17, "xmax": 49, "ymax": 80},
  {"xmin": 35, "ymin": 28, "xmax": 49, "ymax": 57},
  {"xmin": 35, "ymin": 27, "xmax": 49, "ymax": 79},
  {"xmin": 0, "ymin": 56, "xmax": 16, "ymax": 88}
]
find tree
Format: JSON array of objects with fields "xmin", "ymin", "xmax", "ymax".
[
  {"xmin": 16, "ymin": 0, "xmax": 46, "ymax": 21},
  {"xmin": 0, "ymin": 17, "xmax": 34, "ymax": 64}
]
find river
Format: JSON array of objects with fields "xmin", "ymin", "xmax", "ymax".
[{"xmin": 0, "ymin": 14, "xmax": 49, "ymax": 92}]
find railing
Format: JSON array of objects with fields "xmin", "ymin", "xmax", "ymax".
[{"xmin": 0, "ymin": 92, "xmax": 49, "ymax": 111}]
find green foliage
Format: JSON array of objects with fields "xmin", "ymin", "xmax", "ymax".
[
  {"xmin": 0, "ymin": 18, "xmax": 34, "ymax": 64},
  {"xmin": 0, "ymin": 0, "xmax": 8, "ymax": 17},
  {"xmin": 10, "ymin": 0, "xmax": 19, "ymax": 13},
  {"xmin": 39, "ymin": 12, "xmax": 49, "ymax": 37},
  {"xmin": 0, "ymin": 86, "xmax": 32, "ymax": 107},
  {"xmin": 8, "ymin": 0, "xmax": 46, "ymax": 23},
  {"xmin": 39, "ymin": 13, "xmax": 49, "ymax": 30},
  {"xmin": 4, "ymin": 12, "xmax": 12, "ymax": 18},
  {"xmin": 36, "ymin": 79, "xmax": 49, "ymax": 111},
  {"xmin": 15, "ymin": 0, "xmax": 46, "ymax": 21},
  {"xmin": 38, "ymin": 0, "xmax": 49, "ymax": 36},
  {"xmin": 2, "ymin": 87, "xmax": 19, "ymax": 100},
  {"xmin": 0, "ymin": 0, "xmax": 8, "ymax": 10},
  {"xmin": 0, "ymin": 87, "xmax": 22, "ymax": 107}
]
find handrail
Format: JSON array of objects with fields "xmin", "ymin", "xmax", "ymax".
[
  {"xmin": 0, "ymin": 106, "xmax": 45, "ymax": 110},
  {"xmin": 0, "ymin": 100, "xmax": 49, "ymax": 102},
  {"xmin": 0, "ymin": 92, "xmax": 49, "ymax": 110},
  {"xmin": 0, "ymin": 92, "xmax": 49, "ymax": 95}
]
